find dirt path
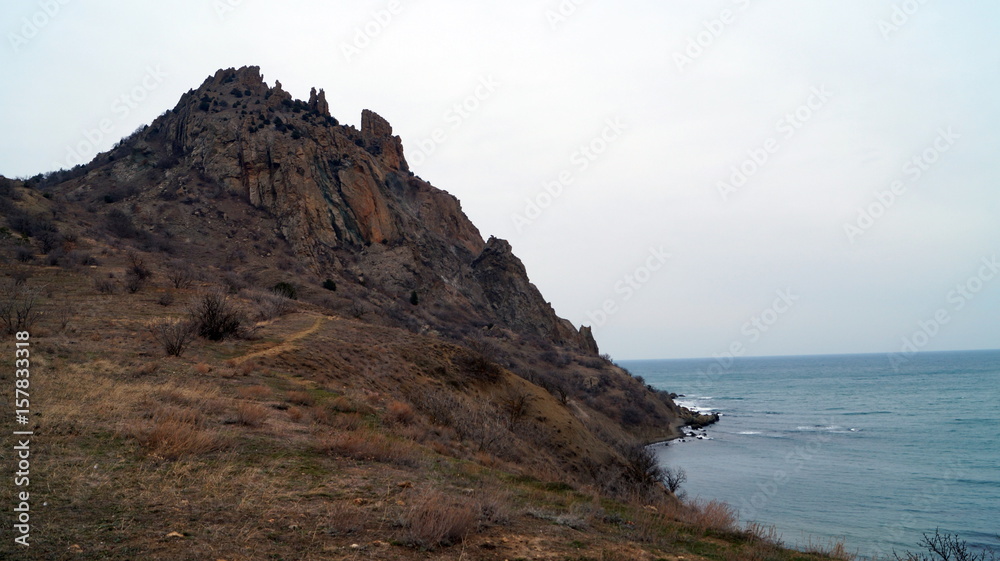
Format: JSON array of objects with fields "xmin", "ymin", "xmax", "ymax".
[{"xmin": 235, "ymin": 315, "xmax": 328, "ymax": 364}]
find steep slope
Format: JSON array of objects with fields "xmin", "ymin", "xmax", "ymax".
[{"xmin": 48, "ymin": 65, "xmax": 595, "ymax": 353}]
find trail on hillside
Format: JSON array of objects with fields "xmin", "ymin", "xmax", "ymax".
[{"xmin": 235, "ymin": 315, "xmax": 327, "ymax": 364}]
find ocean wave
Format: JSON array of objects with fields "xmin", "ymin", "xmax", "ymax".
[{"xmin": 794, "ymin": 425, "xmax": 860, "ymax": 433}]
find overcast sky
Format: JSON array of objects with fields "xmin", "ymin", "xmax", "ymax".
[{"xmin": 2, "ymin": 0, "xmax": 998, "ymax": 359}]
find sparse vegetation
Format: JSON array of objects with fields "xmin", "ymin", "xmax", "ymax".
[
  {"xmin": 190, "ymin": 290, "xmax": 244, "ymax": 341},
  {"xmin": 148, "ymin": 318, "xmax": 196, "ymax": 356},
  {"xmin": 0, "ymin": 280, "xmax": 42, "ymax": 334},
  {"xmin": 271, "ymin": 281, "xmax": 297, "ymax": 299},
  {"xmin": 895, "ymin": 531, "xmax": 997, "ymax": 561}
]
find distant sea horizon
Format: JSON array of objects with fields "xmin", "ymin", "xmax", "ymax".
[
  {"xmin": 619, "ymin": 347, "xmax": 1000, "ymax": 362},
  {"xmin": 622, "ymin": 350, "xmax": 1000, "ymax": 559}
]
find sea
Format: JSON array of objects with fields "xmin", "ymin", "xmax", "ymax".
[{"xmin": 622, "ymin": 350, "xmax": 1000, "ymax": 560}]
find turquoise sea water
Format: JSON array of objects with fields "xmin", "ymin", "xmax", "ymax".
[{"xmin": 622, "ymin": 351, "xmax": 1000, "ymax": 559}]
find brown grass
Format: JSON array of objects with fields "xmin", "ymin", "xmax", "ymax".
[
  {"xmin": 386, "ymin": 399, "xmax": 416, "ymax": 425},
  {"xmin": 286, "ymin": 390, "xmax": 314, "ymax": 406},
  {"xmin": 803, "ymin": 537, "xmax": 857, "ymax": 561},
  {"xmin": 680, "ymin": 499, "xmax": 740, "ymax": 534},
  {"xmin": 194, "ymin": 362, "xmax": 211, "ymax": 374},
  {"xmin": 314, "ymin": 429, "xmax": 420, "ymax": 466},
  {"xmin": 238, "ymin": 384, "xmax": 273, "ymax": 400},
  {"xmin": 133, "ymin": 408, "xmax": 224, "ymax": 460},
  {"xmin": 403, "ymin": 489, "xmax": 478, "ymax": 547},
  {"xmin": 233, "ymin": 402, "xmax": 269, "ymax": 427}
]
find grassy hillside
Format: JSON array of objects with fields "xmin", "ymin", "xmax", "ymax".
[{"xmin": 0, "ymin": 178, "xmax": 854, "ymax": 560}]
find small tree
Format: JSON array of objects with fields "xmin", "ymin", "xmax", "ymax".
[
  {"xmin": 322, "ymin": 278, "xmax": 337, "ymax": 291},
  {"xmin": 499, "ymin": 387, "xmax": 532, "ymax": 431},
  {"xmin": 410, "ymin": 290, "xmax": 419, "ymax": 305},
  {"xmin": 662, "ymin": 466, "xmax": 687, "ymax": 495}
]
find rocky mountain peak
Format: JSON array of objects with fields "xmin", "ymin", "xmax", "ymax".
[{"xmin": 47, "ymin": 67, "xmax": 599, "ymax": 354}]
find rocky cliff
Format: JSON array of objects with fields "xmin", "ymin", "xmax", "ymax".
[{"xmin": 51, "ymin": 66, "xmax": 596, "ymax": 353}]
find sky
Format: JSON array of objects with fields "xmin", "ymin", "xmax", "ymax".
[{"xmin": 2, "ymin": 0, "xmax": 998, "ymax": 360}]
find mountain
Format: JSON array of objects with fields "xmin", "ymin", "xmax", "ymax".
[
  {"xmin": 0, "ymin": 67, "xmax": 738, "ymax": 560},
  {"xmin": 51, "ymin": 65, "xmax": 597, "ymax": 353}
]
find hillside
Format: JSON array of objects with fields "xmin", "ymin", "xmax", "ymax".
[{"xmin": 0, "ymin": 67, "xmax": 851, "ymax": 560}]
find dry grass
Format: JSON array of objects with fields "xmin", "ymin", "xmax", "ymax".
[
  {"xmin": 803, "ymin": 538, "xmax": 857, "ymax": 561},
  {"xmin": 287, "ymin": 406, "xmax": 305, "ymax": 422},
  {"xmin": 386, "ymin": 399, "xmax": 415, "ymax": 425},
  {"xmin": 403, "ymin": 489, "xmax": 478, "ymax": 547},
  {"xmin": 238, "ymin": 384, "xmax": 273, "ymax": 400},
  {"xmin": 131, "ymin": 417, "xmax": 225, "ymax": 459},
  {"xmin": 314, "ymin": 429, "xmax": 420, "ymax": 466},
  {"xmin": 233, "ymin": 402, "xmax": 269, "ymax": 427},
  {"xmin": 677, "ymin": 499, "xmax": 740, "ymax": 534},
  {"xmin": 286, "ymin": 390, "xmax": 314, "ymax": 406},
  {"xmin": 194, "ymin": 362, "xmax": 212, "ymax": 374}
]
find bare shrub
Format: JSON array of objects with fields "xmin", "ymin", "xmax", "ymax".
[
  {"xmin": 347, "ymin": 301, "xmax": 368, "ymax": 319},
  {"xmin": 167, "ymin": 261, "xmax": 195, "ymax": 288},
  {"xmin": 246, "ymin": 289, "xmax": 294, "ymax": 321},
  {"xmin": 663, "ymin": 465, "xmax": 687, "ymax": 495},
  {"xmin": 0, "ymin": 280, "xmax": 42, "ymax": 334},
  {"xmin": 15, "ymin": 246, "xmax": 33, "ymax": 263},
  {"xmin": 620, "ymin": 442, "xmax": 665, "ymax": 490},
  {"xmin": 126, "ymin": 251, "xmax": 152, "ymax": 281},
  {"xmin": 148, "ymin": 318, "xmax": 196, "ymax": 357},
  {"xmin": 403, "ymin": 489, "xmax": 477, "ymax": 547},
  {"xmin": 893, "ymin": 530, "xmax": 994, "ymax": 561},
  {"xmin": 123, "ymin": 271, "xmax": 146, "ymax": 294},
  {"xmin": 190, "ymin": 291, "xmax": 244, "ymax": 341},
  {"xmin": 94, "ymin": 276, "xmax": 117, "ymax": 295},
  {"xmin": 499, "ymin": 387, "xmax": 532, "ymax": 430}
]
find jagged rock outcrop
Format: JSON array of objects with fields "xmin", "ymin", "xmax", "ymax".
[
  {"xmin": 308, "ymin": 87, "xmax": 329, "ymax": 116},
  {"xmin": 52, "ymin": 65, "xmax": 598, "ymax": 354}
]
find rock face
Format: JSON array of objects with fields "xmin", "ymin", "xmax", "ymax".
[{"xmin": 57, "ymin": 66, "xmax": 597, "ymax": 353}]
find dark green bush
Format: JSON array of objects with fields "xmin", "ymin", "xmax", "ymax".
[
  {"xmin": 271, "ymin": 282, "xmax": 297, "ymax": 300},
  {"xmin": 322, "ymin": 279, "xmax": 337, "ymax": 291}
]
